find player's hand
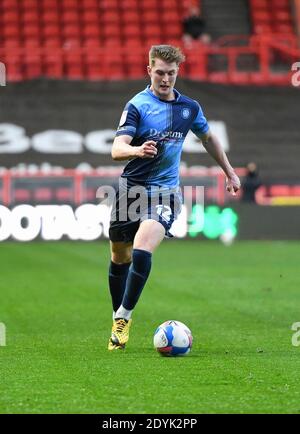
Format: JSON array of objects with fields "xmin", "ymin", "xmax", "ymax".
[
  {"xmin": 226, "ymin": 172, "xmax": 241, "ymax": 196},
  {"xmin": 135, "ymin": 141, "xmax": 157, "ymax": 159}
]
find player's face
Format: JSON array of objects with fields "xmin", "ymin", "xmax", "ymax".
[{"xmin": 147, "ymin": 58, "xmax": 179, "ymax": 101}]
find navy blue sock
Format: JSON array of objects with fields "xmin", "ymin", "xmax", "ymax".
[
  {"xmin": 122, "ymin": 249, "xmax": 152, "ymax": 311},
  {"xmin": 108, "ymin": 261, "xmax": 131, "ymax": 312}
]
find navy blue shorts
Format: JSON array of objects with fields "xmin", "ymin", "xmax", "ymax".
[{"xmin": 109, "ymin": 184, "xmax": 182, "ymax": 243}]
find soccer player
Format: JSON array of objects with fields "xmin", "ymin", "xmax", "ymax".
[{"xmin": 107, "ymin": 45, "xmax": 240, "ymax": 350}]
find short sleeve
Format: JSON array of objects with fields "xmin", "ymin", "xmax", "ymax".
[
  {"xmin": 191, "ymin": 102, "xmax": 209, "ymax": 137},
  {"xmin": 115, "ymin": 102, "xmax": 141, "ymax": 137}
]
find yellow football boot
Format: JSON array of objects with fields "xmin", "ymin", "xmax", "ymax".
[{"xmin": 108, "ymin": 318, "xmax": 132, "ymax": 350}]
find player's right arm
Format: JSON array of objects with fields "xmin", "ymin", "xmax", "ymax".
[
  {"xmin": 112, "ymin": 101, "xmax": 157, "ymax": 161},
  {"xmin": 111, "ymin": 135, "xmax": 157, "ymax": 161}
]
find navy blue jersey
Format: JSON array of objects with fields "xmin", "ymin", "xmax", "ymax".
[{"xmin": 116, "ymin": 85, "xmax": 209, "ymax": 188}]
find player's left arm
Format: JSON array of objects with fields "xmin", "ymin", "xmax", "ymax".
[
  {"xmin": 191, "ymin": 101, "xmax": 240, "ymax": 196},
  {"xmin": 200, "ymin": 130, "xmax": 241, "ymax": 196}
]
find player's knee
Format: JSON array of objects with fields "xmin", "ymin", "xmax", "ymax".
[
  {"xmin": 133, "ymin": 241, "xmax": 153, "ymax": 252},
  {"xmin": 111, "ymin": 251, "xmax": 132, "ymax": 264}
]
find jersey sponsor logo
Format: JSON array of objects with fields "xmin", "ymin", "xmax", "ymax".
[
  {"xmin": 149, "ymin": 128, "xmax": 183, "ymax": 140},
  {"xmin": 181, "ymin": 108, "xmax": 191, "ymax": 119},
  {"xmin": 119, "ymin": 110, "xmax": 128, "ymax": 127}
]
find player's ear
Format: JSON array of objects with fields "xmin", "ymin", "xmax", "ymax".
[{"xmin": 147, "ymin": 65, "xmax": 151, "ymax": 76}]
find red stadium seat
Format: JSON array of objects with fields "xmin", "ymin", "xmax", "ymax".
[
  {"xmin": 2, "ymin": 11, "xmax": 19, "ymax": 25},
  {"xmin": 103, "ymin": 24, "xmax": 121, "ymax": 39},
  {"xmin": 81, "ymin": 0, "xmax": 99, "ymax": 9},
  {"xmin": 251, "ymin": 11, "xmax": 271, "ymax": 22},
  {"xmin": 101, "ymin": 10, "xmax": 119, "ymax": 23},
  {"xmin": 119, "ymin": 0, "xmax": 139, "ymax": 9},
  {"xmin": 5, "ymin": 53, "xmax": 24, "ymax": 81},
  {"xmin": 3, "ymin": 39, "xmax": 20, "ymax": 48},
  {"xmin": 166, "ymin": 38, "xmax": 182, "ymax": 46},
  {"xmin": 41, "ymin": 0, "xmax": 59, "ymax": 10},
  {"xmin": 101, "ymin": 0, "xmax": 119, "ymax": 11},
  {"xmin": 82, "ymin": 10, "xmax": 100, "ymax": 24},
  {"xmin": 272, "ymin": 10, "xmax": 292, "ymax": 22},
  {"xmin": 161, "ymin": 10, "xmax": 180, "ymax": 23},
  {"xmin": 124, "ymin": 38, "xmax": 143, "ymax": 48},
  {"xmin": 22, "ymin": 11, "xmax": 40, "ymax": 25},
  {"xmin": 63, "ymin": 38, "xmax": 82, "ymax": 48},
  {"xmin": 24, "ymin": 38, "xmax": 41, "ymax": 48},
  {"xmin": 82, "ymin": 37, "xmax": 101, "ymax": 47},
  {"xmin": 161, "ymin": 0, "xmax": 178, "ymax": 9},
  {"xmin": 273, "ymin": 23, "xmax": 294, "ymax": 33},
  {"xmin": 61, "ymin": 0, "xmax": 80, "ymax": 10},
  {"xmin": 85, "ymin": 53, "xmax": 105, "ymax": 79},
  {"xmin": 43, "ymin": 24, "xmax": 61, "ymax": 39},
  {"xmin": 142, "ymin": 11, "xmax": 159, "ymax": 24},
  {"xmin": 1, "ymin": 0, "xmax": 19, "ymax": 11},
  {"xmin": 145, "ymin": 36, "xmax": 162, "ymax": 46},
  {"xmin": 23, "ymin": 25, "xmax": 40, "ymax": 39},
  {"xmin": 123, "ymin": 25, "xmax": 141, "ymax": 38},
  {"xmin": 62, "ymin": 24, "xmax": 81, "ymax": 39},
  {"xmin": 82, "ymin": 24, "xmax": 101, "ymax": 38},
  {"xmin": 65, "ymin": 52, "xmax": 84, "ymax": 79},
  {"xmin": 126, "ymin": 52, "xmax": 146, "ymax": 78},
  {"xmin": 249, "ymin": 0, "xmax": 269, "ymax": 9},
  {"xmin": 62, "ymin": 11, "xmax": 80, "ymax": 24},
  {"xmin": 140, "ymin": 0, "xmax": 158, "ymax": 10},
  {"xmin": 3, "ymin": 24, "xmax": 20, "ymax": 39},
  {"xmin": 126, "ymin": 65, "xmax": 145, "ymax": 79},
  {"xmin": 21, "ymin": 0, "xmax": 39, "ymax": 10},
  {"xmin": 143, "ymin": 25, "xmax": 161, "ymax": 39},
  {"xmin": 253, "ymin": 23, "xmax": 273, "ymax": 34},
  {"xmin": 121, "ymin": 11, "xmax": 140, "ymax": 25},
  {"xmin": 164, "ymin": 23, "xmax": 182, "ymax": 38},
  {"xmin": 43, "ymin": 37, "xmax": 61, "ymax": 48},
  {"xmin": 41, "ymin": 11, "xmax": 60, "ymax": 25},
  {"xmin": 44, "ymin": 51, "xmax": 64, "ymax": 78},
  {"xmin": 272, "ymin": 0, "xmax": 290, "ymax": 7},
  {"xmin": 250, "ymin": 0, "xmax": 294, "ymax": 36},
  {"xmin": 105, "ymin": 52, "xmax": 126, "ymax": 80},
  {"xmin": 104, "ymin": 37, "xmax": 123, "ymax": 48}
]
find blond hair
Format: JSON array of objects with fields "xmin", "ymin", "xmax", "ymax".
[{"xmin": 149, "ymin": 45, "xmax": 185, "ymax": 66}]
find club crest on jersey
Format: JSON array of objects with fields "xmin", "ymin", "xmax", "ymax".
[{"xmin": 181, "ymin": 108, "xmax": 191, "ymax": 119}]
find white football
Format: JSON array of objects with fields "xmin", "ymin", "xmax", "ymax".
[{"xmin": 153, "ymin": 320, "xmax": 193, "ymax": 356}]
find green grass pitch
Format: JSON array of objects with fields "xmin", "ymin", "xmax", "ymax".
[{"xmin": 0, "ymin": 240, "xmax": 300, "ymax": 414}]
